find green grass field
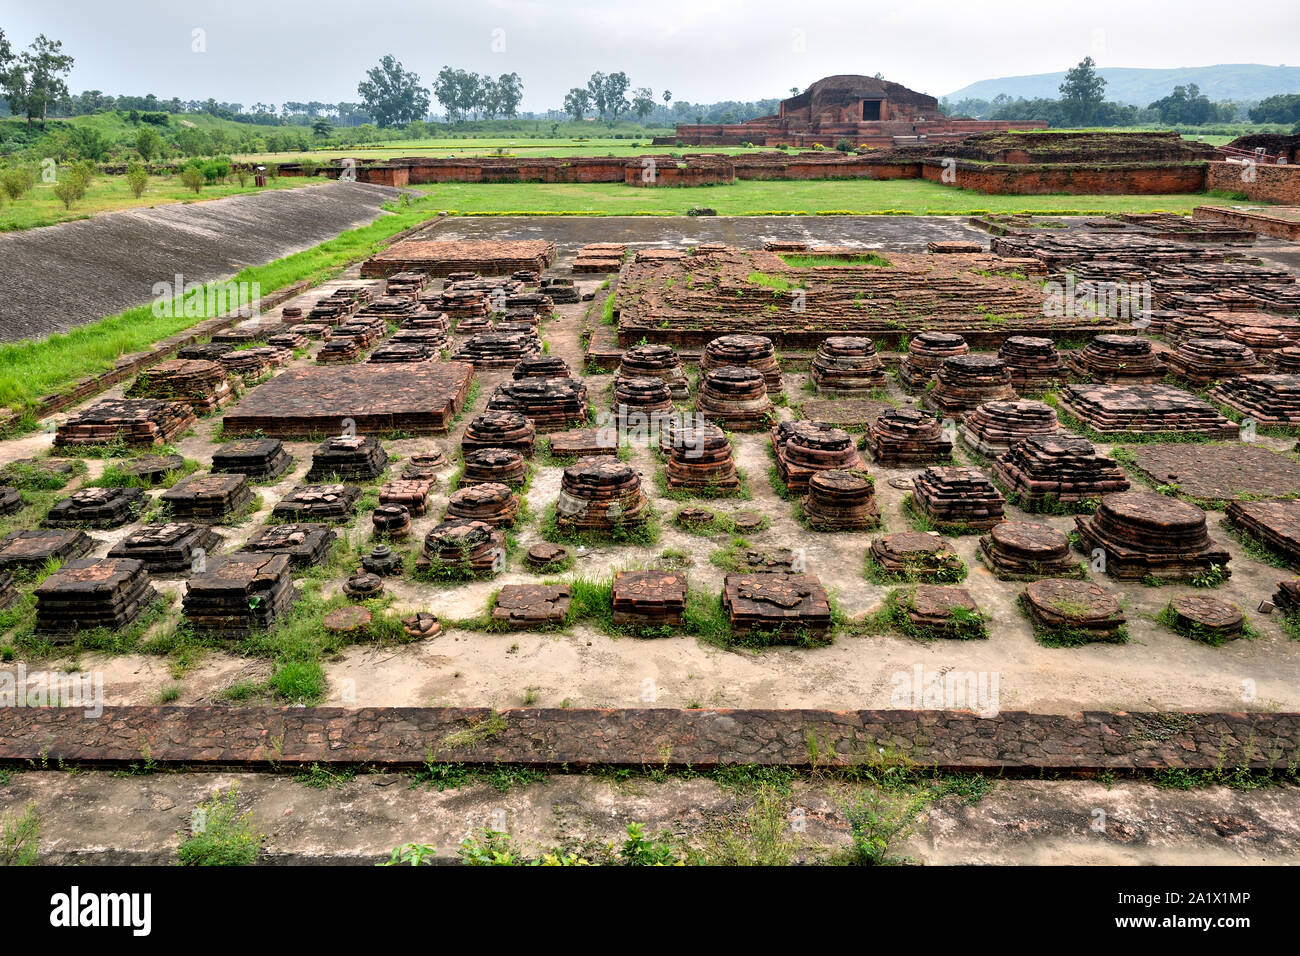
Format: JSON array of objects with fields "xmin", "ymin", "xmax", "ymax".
[
  {"xmin": 0, "ymin": 173, "xmax": 329, "ymax": 231},
  {"xmin": 410, "ymin": 179, "xmax": 1215, "ymax": 216}
]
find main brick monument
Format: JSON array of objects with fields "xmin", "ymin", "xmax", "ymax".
[{"xmin": 659, "ymin": 74, "xmax": 1043, "ymax": 147}]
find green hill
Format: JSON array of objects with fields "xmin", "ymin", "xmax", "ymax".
[{"xmin": 945, "ymin": 64, "xmax": 1300, "ymax": 106}]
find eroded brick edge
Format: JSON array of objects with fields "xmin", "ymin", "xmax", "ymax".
[{"xmin": 1, "ymin": 707, "xmax": 1297, "ymax": 772}]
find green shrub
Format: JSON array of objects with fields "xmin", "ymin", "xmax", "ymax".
[
  {"xmin": 180, "ymin": 166, "xmax": 204, "ymax": 194},
  {"xmin": 0, "ymin": 166, "xmax": 35, "ymax": 203},
  {"xmin": 267, "ymin": 659, "xmax": 325, "ymax": 703},
  {"xmin": 459, "ymin": 829, "xmax": 520, "ymax": 865},
  {"xmin": 71, "ymin": 160, "xmax": 96, "ymax": 187},
  {"xmin": 202, "ymin": 157, "xmax": 231, "ymax": 184},
  {"xmin": 176, "ymin": 789, "xmax": 260, "ymax": 866},
  {"xmin": 0, "ymin": 801, "xmax": 41, "ymax": 865},
  {"xmin": 620, "ymin": 823, "xmax": 680, "ymax": 865},
  {"xmin": 126, "ymin": 162, "xmax": 148, "ymax": 198},
  {"xmin": 51, "ymin": 175, "xmax": 87, "ymax": 210}
]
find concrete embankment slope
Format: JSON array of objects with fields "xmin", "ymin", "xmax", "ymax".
[{"xmin": 0, "ymin": 181, "xmax": 405, "ymax": 341}]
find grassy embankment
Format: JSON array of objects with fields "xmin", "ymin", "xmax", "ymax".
[
  {"xmin": 0, "ymin": 173, "xmax": 329, "ymax": 232},
  {"xmin": 0, "ymin": 194, "xmax": 442, "ymax": 429}
]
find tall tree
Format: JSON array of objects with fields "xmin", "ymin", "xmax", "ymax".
[
  {"xmin": 602, "ymin": 72, "xmax": 631, "ymax": 123},
  {"xmin": 357, "ymin": 55, "xmax": 430, "ymax": 128},
  {"xmin": 586, "ymin": 72, "xmax": 608, "ymax": 119},
  {"xmin": 2, "ymin": 34, "xmax": 75, "ymax": 129},
  {"xmin": 135, "ymin": 125, "xmax": 161, "ymax": 162},
  {"xmin": 631, "ymin": 87, "xmax": 655, "ymax": 124},
  {"xmin": 434, "ymin": 67, "xmax": 490, "ymax": 121},
  {"xmin": 461, "ymin": 72, "xmax": 484, "ymax": 119},
  {"xmin": 433, "ymin": 67, "xmax": 466, "ymax": 121},
  {"xmin": 479, "ymin": 75, "xmax": 502, "ymax": 119},
  {"xmin": 564, "ymin": 87, "xmax": 590, "ymax": 121},
  {"xmin": 495, "ymin": 72, "xmax": 523, "ymax": 119},
  {"xmin": 1249, "ymin": 93, "xmax": 1300, "ymax": 125},
  {"xmin": 1058, "ymin": 56, "xmax": 1106, "ymax": 127},
  {"xmin": 0, "ymin": 30, "xmax": 13, "ymax": 121}
]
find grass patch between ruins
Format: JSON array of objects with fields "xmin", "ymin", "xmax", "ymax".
[
  {"xmin": 1016, "ymin": 592, "xmax": 1130, "ymax": 649},
  {"xmin": 408, "ymin": 179, "xmax": 1210, "ymax": 218}
]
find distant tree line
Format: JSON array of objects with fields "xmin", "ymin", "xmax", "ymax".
[
  {"xmin": 1249, "ymin": 94, "xmax": 1300, "ymax": 126},
  {"xmin": 432, "ymin": 68, "xmax": 524, "ymax": 122},
  {"xmin": 941, "ymin": 56, "xmax": 1295, "ymax": 130},
  {"xmin": 0, "ymin": 29, "xmax": 74, "ymax": 128}
]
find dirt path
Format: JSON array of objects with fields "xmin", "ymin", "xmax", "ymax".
[
  {"xmin": 4, "ymin": 769, "xmax": 1295, "ymax": 865},
  {"xmin": 430, "ymin": 213, "xmax": 989, "ymax": 256}
]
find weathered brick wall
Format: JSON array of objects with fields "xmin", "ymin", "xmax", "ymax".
[
  {"xmin": 923, "ymin": 159, "xmax": 1208, "ymax": 195},
  {"xmin": 1205, "ymin": 161, "xmax": 1300, "ymax": 204},
  {"xmin": 324, "ymin": 153, "xmax": 1215, "ymax": 194},
  {"xmin": 624, "ymin": 162, "xmax": 737, "ymax": 186},
  {"xmin": 358, "ymin": 166, "xmax": 410, "ymax": 187},
  {"xmin": 737, "ymin": 160, "xmax": 919, "ymax": 181},
  {"xmin": 1194, "ymin": 204, "xmax": 1300, "ymax": 241},
  {"xmin": 1, "ymin": 706, "xmax": 1295, "ymax": 771},
  {"xmin": 330, "ymin": 158, "xmax": 630, "ymax": 186}
]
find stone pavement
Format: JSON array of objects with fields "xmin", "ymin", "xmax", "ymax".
[{"xmin": 1, "ymin": 707, "xmax": 1297, "ymax": 772}]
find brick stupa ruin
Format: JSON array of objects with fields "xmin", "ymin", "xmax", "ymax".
[{"xmin": 658, "ymin": 75, "xmax": 1044, "ymax": 148}]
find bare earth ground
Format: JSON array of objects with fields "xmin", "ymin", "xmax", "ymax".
[
  {"xmin": 6, "ymin": 213, "xmax": 1300, "ymax": 866},
  {"xmin": 3, "ymin": 222, "xmax": 1300, "ymax": 715},
  {"xmin": 0, "ymin": 181, "xmax": 404, "ymax": 340},
  {"xmin": 3, "ymin": 769, "xmax": 1296, "ymax": 865},
  {"xmin": 426, "ymin": 213, "xmax": 993, "ymax": 256}
]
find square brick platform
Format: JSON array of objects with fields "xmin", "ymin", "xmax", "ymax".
[{"xmin": 221, "ymin": 363, "xmax": 474, "ymax": 437}]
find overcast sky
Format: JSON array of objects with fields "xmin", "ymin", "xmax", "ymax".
[{"xmin": 3, "ymin": 0, "xmax": 1297, "ymax": 110}]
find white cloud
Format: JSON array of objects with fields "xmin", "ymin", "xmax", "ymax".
[{"xmin": 3, "ymin": 0, "xmax": 1296, "ymax": 109}]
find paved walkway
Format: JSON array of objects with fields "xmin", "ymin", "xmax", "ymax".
[{"xmin": 2, "ymin": 706, "xmax": 1296, "ymax": 771}]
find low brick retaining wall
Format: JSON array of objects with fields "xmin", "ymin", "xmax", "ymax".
[
  {"xmin": 625, "ymin": 160, "xmax": 736, "ymax": 187},
  {"xmin": 326, "ymin": 153, "xmax": 1213, "ymax": 195},
  {"xmin": 1194, "ymin": 204, "xmax": 1300, "ymax": 241},
  {"xmin": 921, "ymin": 158, "xmax": 1208, "ymax": 195},
  {"xmin": 1, "ymin": 706, "xmax": 1295, "ymax": 772},
  {"xmin": 1206, "ymin": 160, "xmax": 1300, "ymax": 205}
]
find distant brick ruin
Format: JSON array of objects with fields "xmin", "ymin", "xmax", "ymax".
[
  {"xmin": 656, "ymin": 74, "xmax": 1046, "ymax": 147},
  {"xmin": 315, "ymin": 129, "xmax": 1217, "ymax": 196}
]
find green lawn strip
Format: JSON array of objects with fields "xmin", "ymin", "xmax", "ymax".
[
  {"xmin": 0, "ymin": 195, "xmax": 446, "ymax": 426},
  {"xmin": 0, "ymin": 175, "xmax": 331, "ymax": 233},
  {"xmin": 410, "ymin": 179, "xmax": 1211, "ymax": 216}
]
